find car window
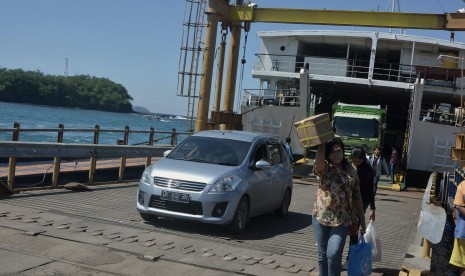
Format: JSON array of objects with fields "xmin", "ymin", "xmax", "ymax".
[
  {"xmin": 167, "ymin": 136, "xmax": 251, "ymax": 166},
  {"xmin": 267, "ymin": 143, "xmax": 283, "ymax": 165},
  {"xmin": 251, "ymin": 142, "xmax": 283, "ymax": 166},
  {"xmin": 252, "ymin": 144, "xmax": 268, "ymax": 164}
]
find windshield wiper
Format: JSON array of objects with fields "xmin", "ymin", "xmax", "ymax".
[
  {"xmin": 216, "ymin": 162, "xmax": 236, "ymax": 166},
  {"xmin": 185, "ymin": 158, "xmax": 210, "ymax": 163}
]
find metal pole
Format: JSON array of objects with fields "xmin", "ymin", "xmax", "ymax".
[
  {"xmin": 221, "ymin": 22, "xmax": 242, "ymax": 130},
  {"xmin": 461, "ymin": 56, "xmax": 463, "ymax": 132},
  {"xmin": 214, "ymin": 40, "xmax": 227, "ymax": 113},
  {"xmin": 195, "ymin": 12, "xmax": 219, "ymax": 132}
]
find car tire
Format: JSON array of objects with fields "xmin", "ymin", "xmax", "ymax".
[
  {"xmin": 139, "ymin": 212, "xmax": 157, "ymax": 221},
  {"xmin": 227, "ymin": 197, "xmax": 249, "ymax": 234},
  {"xmin": 275, "ymin": 189, "xmax": 291, "ymax": 218}
]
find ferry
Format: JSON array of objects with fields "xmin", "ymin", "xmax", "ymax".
[
  {"xmin": 177, "ymin": 1, "xmax": 465, "ymax": 188},
  {"xmin": 240, "ymin": 30, "xmax": 465, "ymax": 187}
]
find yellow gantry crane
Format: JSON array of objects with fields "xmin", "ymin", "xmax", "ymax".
[{"xmin": 195, "ymin": 0, "xmax": 465, "ymax": 131}]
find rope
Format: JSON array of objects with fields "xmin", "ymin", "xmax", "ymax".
[{"xmin": 236, "ymin": 27, "xmax": 249, "ymax": 112}]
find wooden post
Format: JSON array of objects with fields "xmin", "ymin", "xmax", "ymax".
[
  {"xmin": 145, "ymin": 127, "xmax": 154, "ymax": 167},
  {"xmin": 118, "ymin": 126, "xmax": 129, "ymax": 182},
  {"xmin": 170, "ymin": 128, "xmax": 177, "ymax": 146},
  {"xmin": 51, "ymin": 124, "xmax": 64, "ymax": 188},
  {"xmin": 7, "ymin": 122, "xmax": 20, "ymax": 190},
  {"xmin": 88, "ymin": 125, "xmax": 100, "ymax": 185},
  {"xmin": 422, "ymin": 239, "xmax": 431, "ymax": 258}
]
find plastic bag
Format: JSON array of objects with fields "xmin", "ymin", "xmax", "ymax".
[
  {"xmin": 364, "ymin": 221, "xmax": 382, "ymax": 262},
  {"xmin": 348, "ymin": 236, "xmax": 372, "ymax": 276}
]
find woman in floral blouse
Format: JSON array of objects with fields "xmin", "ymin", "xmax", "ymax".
[{"xmin": 312, "ymin": 137, "xmax": 366, "ymax": 276}]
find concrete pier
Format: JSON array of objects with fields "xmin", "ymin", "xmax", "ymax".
[{"xmin": 0, "ymin": 177, "xmax": 433, "ymax": 275}]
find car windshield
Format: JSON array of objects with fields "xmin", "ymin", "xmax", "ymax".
[
  {"xmin": 333, "ymin": 117, "xmax": 379, "ymax": 138},
  {"xmin": 166, "ymin": 136, "xmax": 251, "ymax": 166}
]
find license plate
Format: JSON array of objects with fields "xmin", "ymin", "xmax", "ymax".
[{"xmin": 160, "ymin": 190, "xmax": 190, "ymax": 203}]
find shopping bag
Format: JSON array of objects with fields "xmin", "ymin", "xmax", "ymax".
[
  {"xmin": 455, "ymin": 209, "xmax": 465, "ymax": 239},
  {"xmin": 364, "ymin": 221, "xmax": 382, "ymax": 262},
  {"xmin": 348, "ymin": 236, "xmax": 372, "ymax": 276}
]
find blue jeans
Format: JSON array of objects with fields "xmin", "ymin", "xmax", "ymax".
[
  {"xmin": 390, "ymin": 164, "xmax": 396, "ymax": 183},
  {"xmin": 373, "ymin": 176, "xmax": 380, "ymax": 195},
  {"xmin": 312, "ymin": 216, "xmax": 349, "ymax": 276}
]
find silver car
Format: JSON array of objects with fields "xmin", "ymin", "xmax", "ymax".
[{"xmin": 136, "ymin": 130, "xmax": 293, "ymax": 234}]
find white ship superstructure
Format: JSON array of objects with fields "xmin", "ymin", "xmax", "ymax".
[{"xmin": 241, "ymin": 30, "xmax": 465, "ymax": 185}]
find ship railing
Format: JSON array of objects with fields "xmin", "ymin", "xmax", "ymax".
[
  {"xmin": 254, "ymin": 53, "xmax": 420, "ymax": 84},
  {"xmin": 241, "ymin": 88, "xmax": 301, "ymax": 107},
  {"xmin": 419, "ymin": 106, "xmax": 464, "ymax": 127},
  {"xmin": 0, "ymin": 123, "xmax": 192, "ymax": 194}
]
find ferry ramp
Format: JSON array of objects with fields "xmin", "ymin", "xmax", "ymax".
[{"xmin": 0, "ymin": 179, "xmax": 424, "ymax": 275}]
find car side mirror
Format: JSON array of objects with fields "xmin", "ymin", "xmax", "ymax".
[
  {"xmin": 163, "ymin": 150, "xmax": 172, "ymax": 157},
  {"xmin": 255, "ymin": 159, "xmax": 272, "ymax": 170}
]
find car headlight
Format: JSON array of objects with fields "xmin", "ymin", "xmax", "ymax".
[
  {"xmin": 140, "ymin": 167, "xmax": 153, "ymax": 185},
  {"xmin": 209, "ymin": 175, "xmax": 242, "ymax": 193}
]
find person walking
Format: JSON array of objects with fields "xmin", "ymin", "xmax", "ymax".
[
  {"xmin": 343, "ymin": 146, "xmax": 376, "ymax": 269},
  {"xmin": 350, "ymin": 147, "xmax": 376, "ymax": 222},
  {"xmin": 389, "ymin": 145, "xmax": 398, "ymax": 184},
  {"xmin": 369, "ymin": 145, "xmax": 390, "ymax": 195},
  {"xmin": 312, "ymin": 137, "xmax": 366, "ymax": 276},
  {"xmin": 361, "ymin": 144, "xmax": 370, "ymax": 160},
  {"xmin": 284, "ymin": 137, "xmax": 294, "ymax": 164},
  {"xmin": 450, "ymin": 179, "xmax": 465, "ymax": 275}
]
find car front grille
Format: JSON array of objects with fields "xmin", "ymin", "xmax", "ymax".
[
  {"xmin": 149, "ymin": 195, "xmax": 203, "ymax": 215},
  {"xmin": 153, "ymin": 177, "xmax": 207, "ymax": 192}
]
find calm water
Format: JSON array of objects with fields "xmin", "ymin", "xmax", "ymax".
[{"xmin": 0, "ymin": 102, "xmax": 191, "ymax": 145}]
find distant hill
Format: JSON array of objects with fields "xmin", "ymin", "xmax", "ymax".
[
  {"xmin": 132, "ymin": 106, "xmax": 151, "ymax": 114},
  {"xmin": 0, "ymin": 68, "xmax": 133, "ymax": 113}
]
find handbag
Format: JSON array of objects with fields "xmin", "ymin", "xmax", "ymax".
[
  {"xmin": 348, "ymin": 236, "xmax": 372, "ymax": 276},
  {"xmin": 364, "ymin": 221, "xmax": 382, "ymax": 262}
]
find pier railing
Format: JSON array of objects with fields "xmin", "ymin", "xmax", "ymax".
[{"xmin": 0, "ymin": 123, "xmax": 192, "ymax": 194}]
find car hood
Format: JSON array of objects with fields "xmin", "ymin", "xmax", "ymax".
[{"xmin": 149, "ymin": 158, "xmax": 242, "ymax": 184}]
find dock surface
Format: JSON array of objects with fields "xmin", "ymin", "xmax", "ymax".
[{"xmin": 0, "ymin": 177, "xmax": 426, "ymax": 275}]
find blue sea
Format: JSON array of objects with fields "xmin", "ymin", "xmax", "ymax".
[{"xmin": 0, "ymin": 102, "xmax": 192, "ymax": 145}]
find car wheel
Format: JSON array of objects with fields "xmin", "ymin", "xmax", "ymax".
[
  {"xmin": 275, "ymin": 189, "xmax": 291, "ymax": 218},
  {"xmin": 227, "ymin": 197, "xmax": 249, "ymax": 234},
  {"xmin": 139, "ymin": 212, "xmax": 157, "ymax": 221}
]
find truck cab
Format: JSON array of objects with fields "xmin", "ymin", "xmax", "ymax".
[{"xmin": 332, "ymin": 102, "xmax": 387, "ymax": 155}]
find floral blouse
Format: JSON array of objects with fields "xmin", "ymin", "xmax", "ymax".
[{"xmin": 312, "ymin": 162, "xmax": 360, "ymax": 227}]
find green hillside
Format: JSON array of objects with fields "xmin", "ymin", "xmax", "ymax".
[{"xmin": 0, "ymin": 68, "xmax": 133, "ymax": 113}]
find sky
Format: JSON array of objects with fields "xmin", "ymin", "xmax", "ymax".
[{"xmin": 1, "ymin": 0, "xmax": 465, "ymax": 116}]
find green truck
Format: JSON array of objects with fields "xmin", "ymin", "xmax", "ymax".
[{"xmin": 331, "ymin": 102, "xmax": 387, "ymax": 155}]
